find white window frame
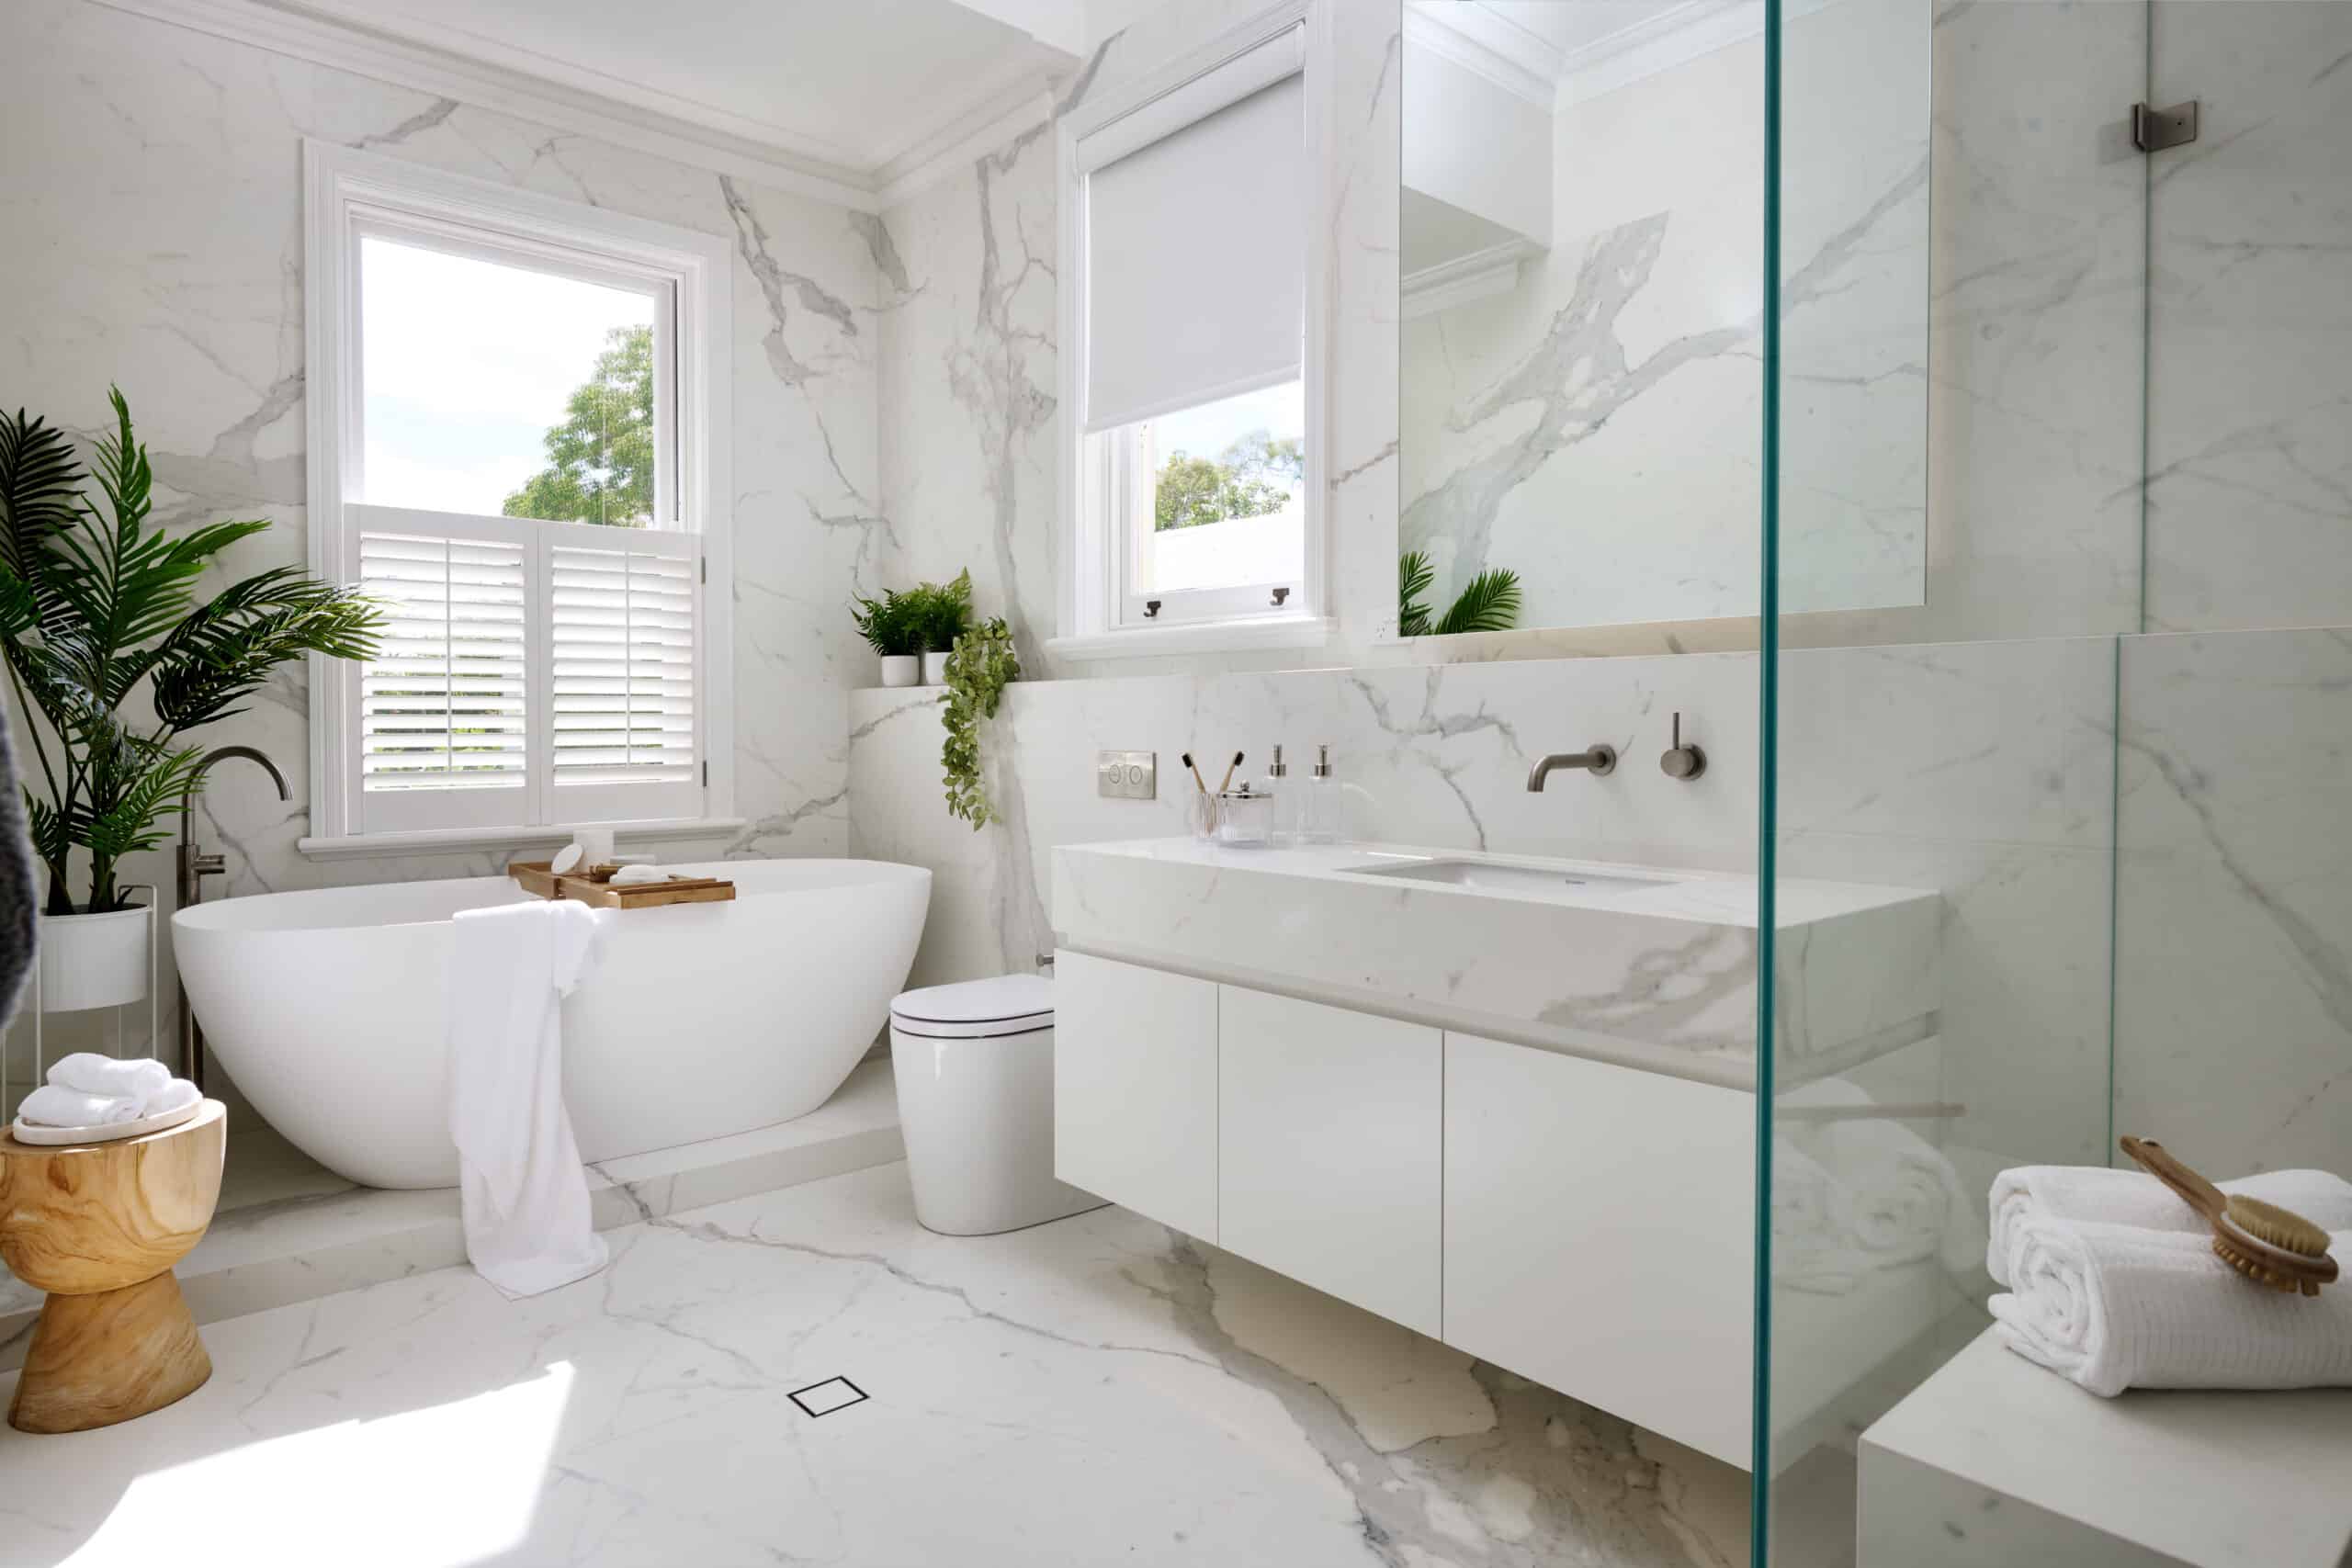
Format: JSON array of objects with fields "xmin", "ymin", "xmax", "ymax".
[
  {"xmin": 1053, "ymin": 0, "xmax": 1335, "ymax": 660},
  {"xmin": 298, "ymin": 141, "xmax": 736, "ymax": 857}
]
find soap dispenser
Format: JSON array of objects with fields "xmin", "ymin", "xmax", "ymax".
[
  {"xmin": 1266, "ymin": 745, "xmax": 1297, "ymax": 845},
  {"xmin": 1300, "ymin": 744, "xmax": 1341, "ymax": 844}
]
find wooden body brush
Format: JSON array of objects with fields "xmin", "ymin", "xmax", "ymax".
[{"xmin": 2120, "ymin": 1135, "xmax": 2339, "ymax": 1296}]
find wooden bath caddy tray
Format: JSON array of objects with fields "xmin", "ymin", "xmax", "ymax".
[{"xmin": 507, "ymin": 861, "xmax": 736, "ymax": 909}]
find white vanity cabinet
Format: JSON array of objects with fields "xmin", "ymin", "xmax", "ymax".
[
  {"xmin": 1218, "ymin": 987, "xmax": 1442, "ymax": 1337},
  {"xmin": 1053, "ymin": 952, "xmax": 1220, "ymax": 1243},
  {"xmin": 1051, "ymin": 949, "xmax": 1755, "ymax": 1467},
  {"xmin": 1442, "ymin": 1031, "xmax": 1755, "ymax": 1469}
]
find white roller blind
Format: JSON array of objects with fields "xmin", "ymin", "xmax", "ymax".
[
  {"xmin": 548, "ymin": 534, "xmax": 698, "ymax": 786},
  {"xmin": 1084, "ymin": 55, "xmax": 1306, "ymax": 432},
  {"xmin": 357, "ymin": 529, "xmax": 528, "ymax": 791}
]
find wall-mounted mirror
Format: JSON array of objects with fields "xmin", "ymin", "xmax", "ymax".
[{"xmin": 1398, "ymin": 0, "xmax": 1929, "ymax": 635}]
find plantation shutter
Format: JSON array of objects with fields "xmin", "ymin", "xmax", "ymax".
[
  {"xmin": 355, "ymin": 518, "xmax": 529, "ymax": 830},
  {"xmin": 546, "ymin": 525, "xmax": 700, "ymax": 818},
  {"xmin": 343, "ymin": 504, "xmax": 703, "ymax": 833}
]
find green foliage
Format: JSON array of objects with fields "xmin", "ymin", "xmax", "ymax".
[
  {"xmin": 1397, "ymin": 549, "xmax": 1436, "ymax": 637},
  {"xmin": 901, "ymin": 569, "xmax": 973, "ymax": 653},
  {"xmin": 0, "ymin": 390, "xmax": 383, "ymax": 912},
  {"xmin": 1435, "ymin": 568, "xmax": 1522, "ymax": 636},
  {"xmin": 941, "ymin": 616, "xmax": 1019, "ymax": 829},
  {"xmin": 501, "ymin": 324, "xmax": 655, "ymax": 526},
  {"xmin": 1397, "ymin": 550, "xmax": 1522, "ymax": 638},
  {"xmin": 849, "ymin": 587, "xmax": 922, "ymax": 658},
  {"xmin": 1154, "ymin": 428, "xmax": 1303, "ymax": 531}
]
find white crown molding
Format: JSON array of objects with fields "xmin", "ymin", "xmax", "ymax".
[
  {"xmin": 87, "ymin": 0, "xmax": 1077, "ymax": 214},
  {"xmin": 876, "ymin": 83, "xmax": 1057, "ymax": 209},
  {"xmin": 1400, "ymin": 5, "xmax": 1557, "ymax": 112},
  {"xmin": 1401, "ymin": 237, "xmax": 1538, "ymax": 320}
]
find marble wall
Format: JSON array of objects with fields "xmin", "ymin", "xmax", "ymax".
[{"xmin": 0, "ymin": 0, "xmax": 881, "ymax": 1073}]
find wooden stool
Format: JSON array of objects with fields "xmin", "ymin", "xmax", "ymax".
[{"xmin": 0, "ymin": 1100, "xmax": 225, "ymax": 1433}]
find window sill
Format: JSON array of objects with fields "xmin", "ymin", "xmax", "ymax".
[
  {"xmin": 297, "ymin": 817, "xmax": 748, "ymax": 863},
  {"xmin": 1046, "ymin": 615, "xmax": 1333, "ymax": 660}
]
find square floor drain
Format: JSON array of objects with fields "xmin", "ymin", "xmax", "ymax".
[{"xmin": 788, "ymin": 1377, "xmax": 869, "ymax": 1418}]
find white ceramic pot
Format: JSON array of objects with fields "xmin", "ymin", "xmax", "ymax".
[
  {"xmin": 39, "ymin": 903, "xmax": 152, "ymax": 1011},
  {"xmin": 880, "ymin": 655, "xmax": 920, "ymax": 688},
  {"xmin": 922, "ymin": 650, "xmax": 953, "ymax": 686}
]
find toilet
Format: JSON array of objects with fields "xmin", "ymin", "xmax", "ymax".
[{"xmin": 888, "ymin": 973, "xmax": 1108, "ymax": 1236}]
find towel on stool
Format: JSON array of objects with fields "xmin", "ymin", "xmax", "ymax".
[
  {"xmin": 447, "ymin": 897, "xmax": 612, "ymax": 1298},
  {"xmin": 1989, "ymin": 1166, "xmax": 2352, "ymax": 1286},
  {"xmin": 46, "ymin": 1052, "xmax": 172, "ymax": 1103},
  {"xmin": 1991, "ymin": 1216, "xmax": 2352, "ymax": 1396},
  {"xmin": 17, "ymin": 1084, "xmax": 142, "ymax": 1127}
]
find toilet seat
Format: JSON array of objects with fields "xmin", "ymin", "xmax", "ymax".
[{"xmin": 888, "ymin": 974, "xmax": 1054, "ymax": 1039}]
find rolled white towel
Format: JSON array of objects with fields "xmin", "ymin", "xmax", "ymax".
[
  {"xmin": 1988, "ymin": 1165, "xmax": 2352, "ymax": 1286},
  {"xmin": 17, "ymin": 1083, "xmax": 143, "ymax": 1128},
  {"xmin": 606, "ymin": 863, "xmax": 670, "ymax": 886},
  {"xmin": 46, "ymin": 1052, "xmax": 171, "ymax": 1104},
  {"xmin": 145, "ymin": 1078, "xmax": 200, "ymax": 1119},
  {"xmin": 1991, "ymin": 1214, "xmax": 2352, "ymax": 1396}
]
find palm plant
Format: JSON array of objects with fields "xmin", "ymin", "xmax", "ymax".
[
  {"xmin": 1398, "ymin": 550, "xmax": 1523, "ymax": 637},
  {"xmin": 0, "ymin": 389, "xmax": 382, "ymax": 914}
]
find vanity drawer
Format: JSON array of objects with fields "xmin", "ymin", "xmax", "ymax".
[
  {"xmin": 1442, "ymin": 1032, "xmax": 1754, "ymax": 1469},
  {"xmin": 1219, "ymin": 986, "xmax": 1442, "ymax": 1338},
  {"xmin": 1053, "ymin": 951, "xmax": 1220, "ymax": 1242}
]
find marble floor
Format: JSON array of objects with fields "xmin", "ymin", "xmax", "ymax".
[{"xmin": 0, "ymin": 1161, "xmax": 1751, "ymax": 1568}]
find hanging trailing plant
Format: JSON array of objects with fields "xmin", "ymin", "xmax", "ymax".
[{"xmin": 941, "ymin": 616, "xmax": 1019, "ymax": 829}]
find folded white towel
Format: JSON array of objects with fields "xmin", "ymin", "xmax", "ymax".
[
  {"xmin": 1990, "ymin": 1215, "xmax": 2352, "ymax": 1396},
  {"xmin": 144, "ymin": 1078, "xmax": 200, "ymax": 1118},
  {"xmin": 46, "ymin": 1052, "xmax": 172, "ymax": 1103},
  {"xmin": 18, "ymin": 1084, "xmax": 142, "ymax": 1127},
  {"xmin": 1988, "ymin": 1165, "xmax": 2352, "ymax": 1286}
]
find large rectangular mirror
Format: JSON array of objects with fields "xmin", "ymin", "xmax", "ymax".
[{"xmin": 1399, "ymin": 0, "xmax": 1929, "ymax": 635}]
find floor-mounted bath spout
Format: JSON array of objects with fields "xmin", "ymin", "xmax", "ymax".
[{"xmin": 175, "ymin": 745, "xmax": 288, "ymax": 1088}]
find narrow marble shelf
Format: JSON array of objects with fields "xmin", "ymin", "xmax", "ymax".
[
  {"xmin": 1860, "ymin": 1326, "xmax": 2352, "ymax": 1567},
  {"xmin": 1054, "ymin": 839, "xmax": 1941, "ymax": 1089},
  {"xmin": 0, "ymin": 1059, "xmax": 903, "ymax": 1371}
]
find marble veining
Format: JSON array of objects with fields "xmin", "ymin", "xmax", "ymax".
[{"xmin": 0, "ymin": 1162, "xmax": 1751, "ymax": 1567}]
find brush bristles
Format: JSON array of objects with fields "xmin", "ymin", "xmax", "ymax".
[{"xmin": 2230, "ymin": 1196, "xmax": 2333, "ymax": 1259}]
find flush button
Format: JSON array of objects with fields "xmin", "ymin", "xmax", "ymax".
[{"xmin": 1096, "ymin": 750, "xmax": 1156, "ymax": 799}]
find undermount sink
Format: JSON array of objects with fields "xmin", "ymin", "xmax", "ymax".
[{"xmin": 1347, "ymin": 857, "xmax": 1670, "ymax": 900}]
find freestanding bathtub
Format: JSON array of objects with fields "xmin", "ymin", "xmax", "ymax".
[{"xmin": 173, "ymin": 859, "xmax": 930, "ymax": 1189}]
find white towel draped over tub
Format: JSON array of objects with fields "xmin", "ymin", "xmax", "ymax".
[{"xmin": 447, "ymin": 897, "xmax": 613, "ymax": 1298}]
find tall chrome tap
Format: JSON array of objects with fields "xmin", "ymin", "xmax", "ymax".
[{"xmin": 175, "ymin": 746, "xmax": 288, "ymax": 1087}]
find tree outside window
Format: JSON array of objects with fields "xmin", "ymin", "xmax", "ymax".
[
  {"xmin": 502, "ymin": 323, "xmax": 654, "ymax": 526},
  {"xmin": 1154, "ymin": 428, "xmax": 1304, "ymax": 531}
]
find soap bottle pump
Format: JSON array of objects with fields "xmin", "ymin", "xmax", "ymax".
[
  {"xmin": 1301, "ymin": 744, "xmax": 1340, "ymax": 844},
  {"xmin": 1266, "ymin": 745, "xmax": 1297, "ymax": 845}
]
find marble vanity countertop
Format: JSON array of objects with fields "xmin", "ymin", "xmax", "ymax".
[{"xmin": 1052, "ymin": 839, "xmax": 1941, "ymax": 1089}]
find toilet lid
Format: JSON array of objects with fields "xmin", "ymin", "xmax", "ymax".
[{"xmin": 889, "ymin": 974, "xmax": 1054, "ymax": 1039}]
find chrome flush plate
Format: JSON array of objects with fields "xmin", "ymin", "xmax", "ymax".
[{"xmin": 1097, "ymin": 750, "xmax": 1156, "ymax": 799}]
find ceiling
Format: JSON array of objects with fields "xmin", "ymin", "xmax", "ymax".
[
  {"xmin": 283, "ymin": 0, "xmax": 1076, "ymax": 185},
  {"xmin": 1476, "ymin": 1, "xmax": 1693, "ymax": 60}
]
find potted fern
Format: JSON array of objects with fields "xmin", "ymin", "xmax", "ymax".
[
  {"xmin": 851, "ymin": 588, "xmax": 923, "ymax": 687},
  {"xmin": 907, "ymin": 570, "xmax": 974, "ymax": 686},
  {"xmin": 0, "ymin": 390, "xmax": 381, "ymax": 1008}
]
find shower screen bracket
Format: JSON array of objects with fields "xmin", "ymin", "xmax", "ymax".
[{"xmin": 2132, "ymin": 100, "xmax": 2199, "ymax": 153}]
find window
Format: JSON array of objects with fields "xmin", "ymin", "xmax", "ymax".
[
  {"xmin": 301, "ymin": 142, "xmax": 733, "ymax": 852},
  {"xmin": 1057, "ymin": 6, "xmax": 1329, "ymax": 654}
]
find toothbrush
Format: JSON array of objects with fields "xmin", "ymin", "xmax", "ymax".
[
  {"xmin": 1216, "ymin": 750, "xmax": 1244, "ymax": 794},
  {"xmin": 1182, "ymin": 752, "xmax": 1209, "ymax": 795}
]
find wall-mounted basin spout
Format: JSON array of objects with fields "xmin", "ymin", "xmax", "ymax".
[{"xmin": 1526, "ymin": 745, "xmax": 1617, "ymax": 790}]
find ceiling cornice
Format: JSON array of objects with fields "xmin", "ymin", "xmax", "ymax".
[
  {"xmin": 87, "ymin": 0, "xmax": 1069, "ymax": 214},
  {"xmin": 1400, "ymin": 6, "xmax": 1557, "ymax": 112}
]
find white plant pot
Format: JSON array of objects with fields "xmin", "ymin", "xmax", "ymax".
[
  {"xmin": 39, "ymin": 903, "xmax": 152, "ymax": 1012},
  {"xmin": 880, "ymin": 654, "xmax": 920, "ymax": 688},
  {"xmin": 922, "ymin": 651, "xmax": 953, "ymax": 686}
]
